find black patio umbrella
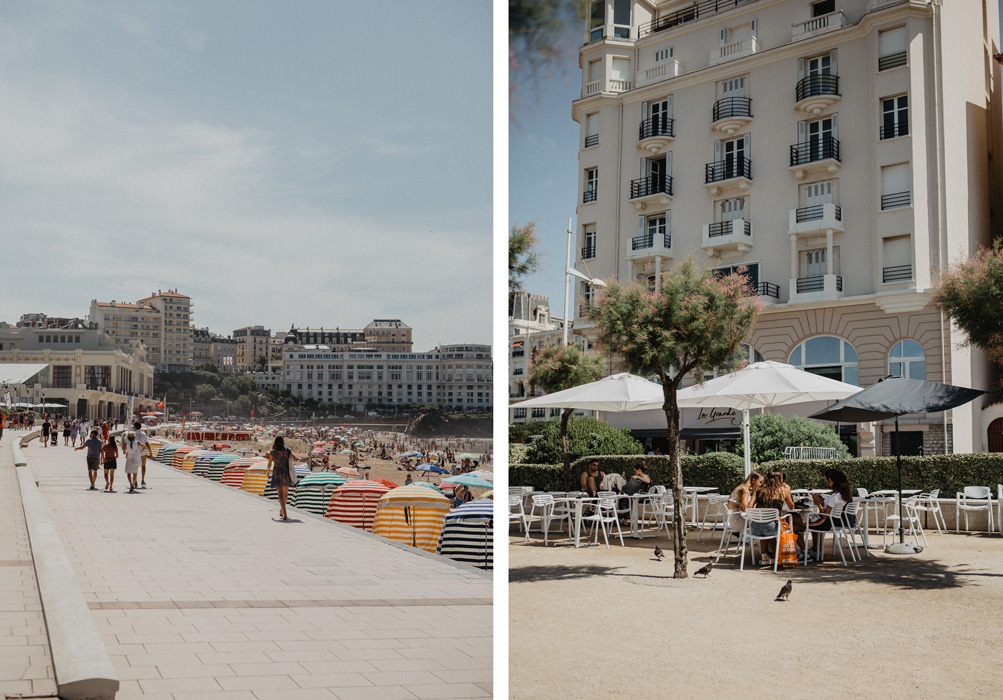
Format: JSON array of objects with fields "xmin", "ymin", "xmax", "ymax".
[{"xmin": 810, "ymin": 376, "xmax": 986, "ymax": 552}]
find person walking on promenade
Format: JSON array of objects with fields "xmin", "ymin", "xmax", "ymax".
[
  {"xmin": 69, "ymin": 420, "xmax": 79, "ymax": 447},
  {"xmin": 0, "ymin": 410, "xmax": 5, "ymax": 446},
  {"xmin": 101, "ymin": 435, "xmax": 119, "ymax": 492},
  {"xmin": 100, "ymin": 420, "xmax": 109, "ymax": 444},
  {"xmin": 132, "ymin": 421, "xmax": 152, "ymax": 488},
  {"xmin": 62, "ymin": 419, "xmax": 72, "ymax": 446},
  {"xmin": 122, "ymin": 431, "xmax": 143, "ymax": 493},
  {"xmin": 75, "ymin": 429, "xmax": 103, "ymax": 490},
  {"xmin": 40, "ymin": 417, "xmax": 51, "ymax": 448},
  {"xmin": 266, "ymin": 436, "xmax": 294, "ymax": 521}
]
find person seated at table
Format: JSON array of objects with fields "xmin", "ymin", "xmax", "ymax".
[
  {"xmin": 726, "ymin": 471, "xmax": 763, "ymax": 537},
  {"xmin": 752, "ymin": 473, "xmax": 792, "ymax": 565},
  {"xmin": 807, "ymin": 469, "xmax": 854, "ymax": 560},
  {"xmin": 768, "ymin": 469, "xmax": 806, "ymax": 546},
  {"xmin": 622, "ymin": 463, "xmax": 652, "ymax": 495},
  {"xmin": 580, "ymin": 460, "xmax": 606, "ymax": 497}
]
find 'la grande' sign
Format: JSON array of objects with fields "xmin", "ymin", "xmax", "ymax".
[{"xmin": 694, "ymin": 407, "xmax": 740, "ymax": 427}]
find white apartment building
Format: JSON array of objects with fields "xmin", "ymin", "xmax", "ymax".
[
  {"xmin": 233, "ymin": 325, "xmax": 272, "ymax": 372},
  {"xmin": 572, "ymin": 0, "xmax": 1002, "ymax": 455},
  {"xmin": 281, "ymin": 341, "xmax": 492, "ymax": 412},
  {"xmin": 89, "ymin": 290, "xmax": 194, "ymax": 372}
]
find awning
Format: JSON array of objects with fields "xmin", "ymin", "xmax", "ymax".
[
  {"xmin": 0, "ymin": 363, "xmax": 50, "ymax": 384},
  {"xmin": 628, "ymin": 427, "xmax": 741, "ymax": 440}
]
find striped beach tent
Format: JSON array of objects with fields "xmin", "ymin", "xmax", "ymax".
[
  {"xmin": 325, "ymin": 480, "xmax": 391, "ymax": 531},
  {"xmin": 206, "ymin": 454, "xmax": 239, "ymax": 482},
  {"xmin": 148, "ymin": 440, "xmax": 169, "ymax": 459},
  {"xmin": 436, "ymin": 501, "xmax": 493, "ymax": 570},
  {"xmin": 192, "ymin": 451, "xmax": 223, "ymax": 478},
  {"xmin": 221, "ymin": 457, "xmax": 263, "ymax": 488},
  {"xmin": 170, "ymin": 446, "xmax": 201, "ymax": 470},
  {"xmin": 240, "ymin": 462, "xmax": 272, "ymax": 496},
  {"xmin": 180, "ymin": 449, "xmax": 210, "ymax": 473},
  {"xmin": 155, "ymin": 443, "xmax": 187, "ymax": 464},
  {"xmin": 372, "ymin": 485, "xmax": 451, "ymax": 553},
  {"xmin": 291, "ymin": 473, "xmax": 346, "ymax": 515}
]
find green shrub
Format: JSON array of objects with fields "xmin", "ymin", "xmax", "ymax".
[
  {"xmin": 525, "ymin": 417, "xmax": 643, "ymax": 466},
  {"xmin": 737, "ymin": 412, "xmax": 850, "ymax": 463},
  {"xmin": 510, "ymin": 452, "xmax": 745, "ymax": 494},
  {"xmin": 508, "ymin": 421, "xmax": 552, "ymax": 445},
  {"xmin": 509, "ymin": 443, "xmax": 530, "ymax": 465}
]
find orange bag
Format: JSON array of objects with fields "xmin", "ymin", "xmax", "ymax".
[{"xmin": 778, "ymin": 519, "xmax": 799, "ymax": 566}]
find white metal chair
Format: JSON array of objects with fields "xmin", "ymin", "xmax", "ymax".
[
  {"xmin": 884, "ymin": 496, "xmax": 926, "ymax": 547},
  {"xmin": 956, "ymin": 486, "xmax": 994, "ymax": 533},
  {"xmin": 841, "ymin": 501, "xmax": 869, "ymax": 559},
  {"xmin": 654, "ymin": 491, "xmax": 676, "ymax": 539},
  {"xmin": 806, "ymin": 502, "xmax": 850, "ymax": 566},
  {"xmin": 526, "ymin": 494, "xmax": 570, "ymax": 546},
  {"xmin": 697, "ymin": 493, "xmax": 727, "ymax": 542},
  {"xmin": 913, "ymin": 488, "xmax": 946, "ymax": 535},
  {"xmin": 715, "ymin": 509, "xmax": 742, "ymax": 562},
  {"xmin": 740, "ymin": 508, "xmax": 785, "ymax": 573},
  {"xmin": 640, "ymin": 485, "xmax": 666, "ymax": 528},
  {"xmin": 581, "ymin": 497, "xmax": 623, "ymax": 549},
  {"xmin": 509, "ymin": 496, "xmax": 528, "ymax": 540}
]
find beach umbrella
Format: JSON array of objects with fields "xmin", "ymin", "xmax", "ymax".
[
  {"xmin": 466, "ymin": 470, "xmax": 494, "ymax": 481},
  {"xmin": 370, "ymin": 478, "xmax": 398, "ymax": 489},
  {"xmin": 325, "ymin": 480, "xmax": 392, "ymax": 530},
  {"xmin": 810, "ymin": 375, "xmax": 986, "ymax": 553},
  {"xmin": 516, "ymin": 372, "xmax": 664, "ymax": 412},
  {"xmin": 354, "ymin": 441, "xmax": 365, "ymax": 447},
  {"xmin": 399, "ymin": 451, "xmax": 423, "ymax": 458},
  {"xmin": 213, "ymin": 443, "xmax": 231, "ymax": 449},
  {"xmin": 372, "ymin": 485, "xmax": 451, "ymax": 552},
  {"xmin": 336, "ymin": 466, "xmax": 359, "ymax": 477},
  {"xmin": 456, "ymin": 453, "xmax": 480, "ymax": 461},
  {"xmin": 436, "ymin": 501, "xmax": 494, "ymax": 570},
  {"xmin": 339, "ymin": 449, "xmax": 355, "ymax": 455},
  {"xmin": 235, "ymin": 447, "xmax": 256, "ymax": 454},
  {"xmin": 412, "ymin": 481, "xmax": 445, "ymax": 494},
  {"xmin": 310, "ymin": 449, "xmax": 327, "ymax": 455},
  {"xmin": 441, "ymin": 473, "xmax": 494, "ymax": 490},
  {"xmin": 480, "ymin": 490, "xmax": 494, "ymax": 500},
  {"xmin": 312, "ymin": 440, "xmax": 327, "ymax": 446},
  {"xmin": 418, "ymin": 463, "xmax": 449, "ymax": 475},
  {"xmin": 426, "ymin": 453, "xmax": 439, "ymax": 461}
]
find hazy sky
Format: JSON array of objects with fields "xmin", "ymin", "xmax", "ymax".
[{"xmin": 0, "ymin": 0, "xmax": 492, "ymax": 351}]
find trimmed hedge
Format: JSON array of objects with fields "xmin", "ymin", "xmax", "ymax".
[
  {"xmin": 510, "ymin": 452, "xmax": 1003, "ymax": 498},
  {"xmin": 510, "ymin": 452, "xmax": 745, "ymax": 494}
]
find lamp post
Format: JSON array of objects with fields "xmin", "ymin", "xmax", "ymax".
[{"xmin": 562, "ymin": 217, "xmax": 608, "ymax": 347}]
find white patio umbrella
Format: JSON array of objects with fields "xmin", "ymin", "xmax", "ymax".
[
  {"xmin": 633, "ymin": 361, "xmax": 861, "ymax": 476},
  {"xmin": 514, "ymin": 372, "xmax": 664, "ymax": 412}
]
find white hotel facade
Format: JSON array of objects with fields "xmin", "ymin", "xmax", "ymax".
[{"xmin": 571, "ymin": 0, "xmax": 1003, "ymax": 454}]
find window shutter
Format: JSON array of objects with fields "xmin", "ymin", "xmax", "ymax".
[
  {"xmin": 666, "ymin": 94, "xmax": 673, "ymax": 118},
  {"xmin": 831, "ymin": 112, "xmax": 838, "ymax": 140},
  {"xmin": 714, "ymin": 140, "xmax": 722, "ymax": 161},
  {"xmin": 750, "ymin": 19, "xmax": 757, "ymax": 37},
  {"xmin": 639, "ymin": 156, "xmax": 647, "ymax": 177},
  {"xmin": 665, "ymin": 151, "xmax": 672, "ymax": 175},
  {"xmin": 665, "ymin": 210, "xmax": 671, "ymax": 239},
  {"xmin": 641, "ymin": 101, "xmax": 649, "ymax": 120},
  {"xmin": 638, "ymin": 215, "xmax": 645, "ymax": 240},
  {"xmin": 798, "ymin": 120, "xmax": 806, "ymax": 145},
  {"xmin": 797, "ymin": 57, "xmax": 805, "ymax": 81},
  {"xmin": 830, "ymin": 48, "xmax": 837, "ymax": 76},
  {"xmin": 742, "ymin": 132, "xmax": 750, "ymax": 152},
  {"xmin": 720, "ymin": 28, "xmax": 728, "ymax": 45}
]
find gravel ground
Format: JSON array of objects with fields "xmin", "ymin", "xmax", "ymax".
[{"xmin": 510, "ymin": 523, "xmax": 1003, "ymax": 700}]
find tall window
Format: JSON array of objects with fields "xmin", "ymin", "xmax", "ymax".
[
  {"xmin": 647, "ymin": 212, "xmax": 667, "ymax": 245},
  {"xmin": 878, "ymin": 27, "xmax": 907, "ymax": 70},
  {"xmin": 881, "ymin": 163, "xmax": 910, "ymax": 209},
  {"xmin": 584, "ymin": 168, "xmax": 598, "ymax": 203},
  {"xmin": 789, "ymin": 336, "xmax": 858, "ymax": 385},
  {"xmin": 881, "ymin": 95, "xmax": 908, "ymax": 139},
  {"xmin": 889, "ymin": 340, "xmax": 925, "ymax": 380},
  {"xmin": 585, "ymin": 113, "xmax": 599, "ymax": 147},
  {"xmin": 582, "ymin": 224, "xmax": 597, "ymax": 259}
]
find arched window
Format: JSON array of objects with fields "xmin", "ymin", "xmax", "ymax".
[
  {"xmin": 704, "ymin": 344, "xmax": 764, "ymax": 380},
  {"xmin": 889, "ymin": 339, "xmax": 925, "ymax": 380},
  {"xmin": 788, "ymin": 336, "xmax": 858, "ymax": 385}
]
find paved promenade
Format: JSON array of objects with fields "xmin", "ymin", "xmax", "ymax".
[{"xmin": 2, "ymin": 436, "xmax": 492, "ymax": 700}]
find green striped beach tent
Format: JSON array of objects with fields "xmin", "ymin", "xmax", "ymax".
[{"xmin": 291, "ymin": 472, "xmax": 347, "ymax": 515}]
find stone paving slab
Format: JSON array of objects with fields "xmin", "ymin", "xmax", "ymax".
[
  {"xmin": 0, "ymin": 439, "xmax": 58, "ymax": 699},
  {"xmin": 14, "ymin": 439, "xmax": 492, "ymax": 699}
]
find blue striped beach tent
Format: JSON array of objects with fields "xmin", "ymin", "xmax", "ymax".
[
  {"xmin": 192, "ymin": 451, "xmax": 223, "ymax": 478},
  {"xmin": 436, "ymin": 501, "xmax": 493, "ymax": 570}
]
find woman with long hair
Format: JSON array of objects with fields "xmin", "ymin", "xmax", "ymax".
[
  {"xmin": 726, "ymin": 471, "xmax": 763, "ymax": 536},
  {"xmin": 123, "ymin": 431, "xmax": 142, "ymax": 493},
  {"xmin": 807, "ymin": 468, "xmax": 854, "ymax": 561},
  {"xmin": 101, "ymin": 435, "xmax": 119, "ymax": 492},
  {"xmin": 751, "ymin": 472, "xmax": 791, "ymax": 564},
  {"xmin": 266, "ymin": 436, "xmax": 294, "ymax": 520}
]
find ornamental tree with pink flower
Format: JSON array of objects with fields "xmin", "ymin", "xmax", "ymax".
[{"xmin": 586, "ymin": 259, "xmax": 760, "ymax": 578}]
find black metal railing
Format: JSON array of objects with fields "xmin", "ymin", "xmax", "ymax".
[
  {"xmin": 795, "ymin": 204, "xmax": 842, "ymax": 222},
  {"xmin": 638, "ymin": 117, "xmax": 675, "ymax": 140},
  {"xmin": 705, "ymin": 156, "xmax": 751, "ymax": 183},
  {"xmin": 630, "ymin": 174, "xmax": 672, "ymax": 199},
  {"xmin": 756, "ymin": 282, "xmax": 780, "ymax": 298},
  {"xmin": 707, "ymin": 220, "xmax": 751, "ymax": 238},
  {"xmin": 585, "ymin": 134, "xmax": 599, "ymax": 148},
  {"xmin": 638, "ymin": 0, "xmax": 752, "ymax": 38},
  {"xmin": 581, "ymin": 244, "xmax": 596, "ymax": 260},
  {"xmin": 796, "ymin": 275, "xmax": 842, "ymax": 293},
  {"xmin": 712, "ymin": 96, "xmax": 752, "ymax": 122},
  {"xmin": 583, "ymin": 188, "xmax": 597, "ymax": 204},
  {"xmin": 883, "ymin": 265, "xmax": 912, "ymax": 283},
  {"xmin": 878, "ymin": 51, "xmax": 907, "ymax": 71},
  {"xmin": 795, "ymin": 74, "xmax": 839, "ymax": 101},
  {"xmin": 789, "ymin": 136, "xmax": 840, "ymax": 166},
  {"xmin": 880, "ymin": 121, "xmax": 908, "ymax": 139},
  {"xmin": 881, "ymin": 191, "xmax": 911, "ymax": 209},
  {"xmin": 631, "ymin": 232, "xmax": 671, "ymax": 250}
]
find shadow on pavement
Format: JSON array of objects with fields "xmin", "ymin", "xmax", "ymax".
[{"xmin": 510, "ymin": 564, "xmax": 626, "ymax": 583}]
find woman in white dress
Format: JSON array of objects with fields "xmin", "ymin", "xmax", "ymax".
[{"xmin": 123, "ymin": 431, "xmax": 143, "ymax": 493}]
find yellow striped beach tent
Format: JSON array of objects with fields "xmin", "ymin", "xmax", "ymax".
[
  {"xmin": 436, "ymin": 501, "xmax": 493, "ymax": 570},
  {"xmin": 325, "ymin": 480, "xmax": 391, "ymax": 531},
  {"xmin": 170, "ymin": 446, "xmax": 201, "ymax": 470},
  {"xmin": 291, "ymin": 472, "xmax": 347, "ymax": 515},
  {"xmin": 179, "ymin": 449, "xmax": 208, "ymax": 473},
  {"xmin": 372, "ymin": 485, "xmax": 450, "ymax": 553},
  {"xmin": 148, "ymin": 440, "xmax": 170, "ymax": 459},
  {"xmin": 206, "ymin": 454, "xmax": 239, "ymax": 482},
  {"xmin": 191, "ymin": 451, "xmax": 224, "ymax": 478},
  {"xmin": 240, "ymin": 462, "xmax": 272, "ymax": 496},
  {"xmin": 221, "ymin": 457, "xmax": 263, "ymax": 488}
]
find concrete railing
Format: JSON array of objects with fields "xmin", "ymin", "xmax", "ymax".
[{"xmin": 16, "ymin": 434, "xmax": 120, "ymax": 700}]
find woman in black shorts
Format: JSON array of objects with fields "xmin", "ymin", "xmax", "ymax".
[{"xmin": 101, "ymin": 435, "xmax": 119, "ymax": 492}]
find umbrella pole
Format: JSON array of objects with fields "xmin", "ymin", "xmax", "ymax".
[
  {"xmin": 742, "ymin": 409, "xmax": 751, "ymax": 478},
  {"xmin": 896, "ymin": 417, "xmax": 904, "ymax": 545}
]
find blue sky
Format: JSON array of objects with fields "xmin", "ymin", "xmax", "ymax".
[{"xmin": 0, "ymin": 0, "xmax": 492, "ymax": 350}]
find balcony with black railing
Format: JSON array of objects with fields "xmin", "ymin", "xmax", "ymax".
[
  {"xmin": 789, "ymin": 136, "xmax": 841, "ymax": 178},
  {"xmin": 581, "ymin": 244, "xmax": 596, "ymax": 260},
  {"xmin": 702, "ymin": 218, "xmax": 752, "ymax": 254},
  {"xmin": 879, "ymin": 51, "xmax": 907, "ymax": 71},
  {"xmin": 627, "ymin": 231, "xmax": 671, "ymax": 261},
  {"xmin": 704, "ymin": 157, "xmax": 752, "ymax": 194},
  {"xmin": 755, "ymin": 282, "xmax": 780, "ymax": 299},
  {"xmin": 637, "ymin": 0, "xmax": 733, "ymax": 38},
  {"xmin": 796, "ymin": 204, "xmax": 841, "ymax": 222},
  {"xmin": 583, "ymin": 187, "xmax": 597, "ymax": 204},
  {"xmin": 883, "ymin": 264, "xmax": 912, "ymax": 283},
  {"xmin": 630, "ymin": 174, "xmax": 672, "ymax": 200},
  {"xmin": 711, "ymin": 96, "xmax": 753, "ymax": 135},
  {"xmin": 638, "ymin": 118, "xmax": 675, "ymax": 155},
  {"xmin": 585, "ymin": 133, "xmax": 599, "ymax": 148},
  {"xmin": 789, "ymin": 202, "xmax": 844, "ymax": 235},
  {"xmin": 881, "ymin": 191, "xmax": 911, "ymax": 210},
  {"xmin": 795, "ymin": 74, "xmax": 841, "ymax": 115},
  {"xmin": 794, "ymin": 274, "xmax": 842, "ymax": 296},
  {"xmin": 880, "ymin": 121, "xmax": 908, "ymax": 140}
]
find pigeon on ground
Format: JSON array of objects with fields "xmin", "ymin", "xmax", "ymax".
[
  {"xmin": 694, "ymin": 561, "xmax": 713, "ymax": 578},
  {"xmin": 653, "ymin": 546, "xmax": 664, "ymax": 561},
  {"xmin": 776, "ymin": 580, "xmax": 793, "ymax": 602}
]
